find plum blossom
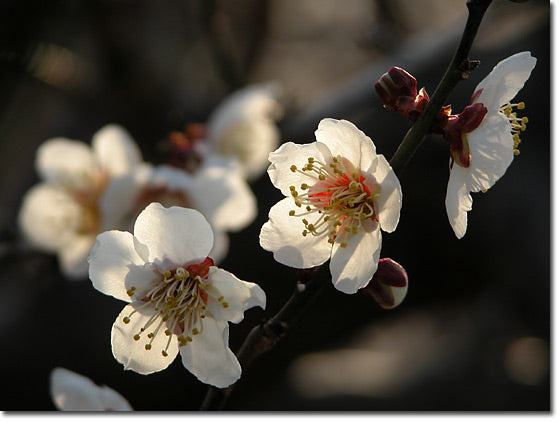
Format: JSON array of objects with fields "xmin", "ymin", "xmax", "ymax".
[
  {"xmin": 88, "ymin": 202, "xmax": 266, "ymax": 388},
  {"xmin": 205, "ymin": 83, "xmax": 283, "ymax": 181},
  {"xmin": 445, "ymin": 52, "xmax": 536, "ymax": 238},
  {"xmin": 50, "ymin": 367, "xmax": 132, "ymax": 411},
  {"xmin": 18, "ymin": 124, "xmax": 142, "ymax": 278},
  {"xmin": 260, "ymin": 118, "xmax": 402, "ymax": 294},
  {"xmin": 101, "ymin": 156, "xmax": 256, "ymax": 263}
]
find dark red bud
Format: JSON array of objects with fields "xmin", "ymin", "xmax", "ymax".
[
  {"xmin": 360, "ymin": 258, "xmax": 408, "ymax": 310},
  {"xmin": 375, "ymin": 67, "xmax": 418, "ymax": 112}
]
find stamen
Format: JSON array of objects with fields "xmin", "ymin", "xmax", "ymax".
[{"xmin": 499, "ymin": 101, "xmax": 529, "ymax": 156}]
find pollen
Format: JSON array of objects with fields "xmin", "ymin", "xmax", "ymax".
[
  {"xmin": 499, "ymin": 102, "xmax": 528, "ymax": 156},
  {"xmin": 286, "ymin": 155, "xmax": 379, "ymax": 247},
  {"xmin": 125, "ymin": 257, "xmax": 227, "ymax": 354}
]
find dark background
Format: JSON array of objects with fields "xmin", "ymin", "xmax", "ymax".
[{"xmin": 0, "ymin": 0, "xmax": 550, "ymax": 411}]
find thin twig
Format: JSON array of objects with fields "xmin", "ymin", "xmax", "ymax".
[
  {"xmin": 389, "ymin": 0, "xmax": 492, "ymax": 175},
  {"xmin": 200, "ymin": 267, "xmax": 326, "ymax": 410}
]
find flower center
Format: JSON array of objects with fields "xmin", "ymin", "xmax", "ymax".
[
  {"xmin": 288, "ymin": 155, "xmax": 380, "ymax": 248},
  {"xmin": 499, "ymin": 102, "xmax": 528, "ymax": 157},
  {"xmin": 72, "ymin": 170, "xmax": 107, "ymax": 234},
  {"xmin": 122, "ymin": 257, "xmax": 228, "ymax": 357}
]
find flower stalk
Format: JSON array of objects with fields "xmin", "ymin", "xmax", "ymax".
[{"xmin": 389, "ymin": 0, "xmax": 493, "ymax": 175}]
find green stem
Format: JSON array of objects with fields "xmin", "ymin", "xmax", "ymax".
[{"xmin": 389, "ymin": 0, "xmax": 492, "ymax": 175}]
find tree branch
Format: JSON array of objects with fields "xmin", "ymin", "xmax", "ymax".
[
  {"xmin": 200, "ymin": 267, "xmax": 326, "ymax": 410},
  {"xmin": 389, "ymin": 0, "xmax": 493, "ymax": 175}
]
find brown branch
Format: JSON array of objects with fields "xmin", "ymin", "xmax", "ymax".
[
  {"xmin": 200, "ymin": 267, "xmax": 326, "ymax": 410},
  {"xmin": 389, "ymin": 0, "xmax": 493, "ymax": 175}
]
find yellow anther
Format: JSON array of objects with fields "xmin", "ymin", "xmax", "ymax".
[
  {"xmin": 289, "ymin": 185, "xmax": 296, "ymax": 191},
  {"xmin": 192, "ymin": 328, "xmax": 199, "ymax": 335},
  {"xmin": 162, "ymin": 351, "xmax": 168, "ymax": 357},
  {"xmin": 222, "ymin": 302, "xmax": 229, "ymax": 308},
  {"xmin": 290, "ymin": 165, "xmax": 297, "ymax": 172},
  {"xmin": 308, "ymin": 157, "xmax": 315, "ymax": 164},
  {"xmin": 147, "ymin": 333, "xmax": 154, "ymax": 339},
  {"xmin": 186, "ymin": 336, "xmax": 193, "ymax": 342},
  {"xmin": 133, "ymin": 334, "xmax": 140, "ymax": 341},
  {"xmin": 164, "ymin": 270, "xmax": 171, "ymax": 278},
  {"xmin": 318, "ymin": 174, "xmax": 326, "ymax": 181},
  {"xmin": 218, "ymin": 296, "xmax": 224, "ymax": 302},
  {"xmin": 165, "ymin": 329, "xmax": 171, "ymax": 336},
  {"xmin": 340, "ymin": 242, "xmax": 348, "ymax": 248},
  {"xmin": 328, "ymin": 238, "xmax": 335, "ymax": 244},
  {"xmin": 295, "ymin": 201, "xmax": 302, "ymax": 207},
  {"xmin": 302, "ymin": 230, "xmax": 308, "ymax": 237},
  {"xmin": 482, "ymin": 189, "xmax": 488, "ymax": 193},
  {"xmin": 517, "ymin": 102, "xmax": 525, "ymax": 109},
  {"xmin": 513, "ymin": 149, "xmax": 520, "ymax": 156},
  {"xmin": 306, "ymin": 206, "xmax": 312, "ymax": 211},
  {"xmin": 123, "ymin": 317, "xmax": 130, "ymax": 324},
  {"xmin": 301, "ymin": 183, "xmax": 308, "ymax": 190},
  {"xmin": 289, "ymin": 210, "xmax": 295, "ymax": 216},
  {"xmin": 145, "ymin": 344, "xmax": 152, "ymax": 350},
  {"xmin": 291, "ymin": 190, "xmax": 298, "ymax": 197},
  {"xmin": 521, "ymin": 117, "xmax": 528, "ymax": 124}
]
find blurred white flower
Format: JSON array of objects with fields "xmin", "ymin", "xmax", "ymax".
[
  {"xmin": 102, "ymin": 156, "xmax": 257, "ymax": 263},
  {"xmin": 206, "ymin": 83, "xmax": 283, "ymax": 181},
  {"xmin": 18, "ymin": 124, "xmax": 143, "ymax": 278},
  {"xmin": 50, "ymin": 367, "xmax": 132, "ymax": 411},
  {"xmin": 260, "ymin": 118, "xmax": 402, "ymax": 294},
  {"xmin": 88, "ymin": 202, "xmax": 266, "ymax": 388},
  {"xmin": 445, "ymin": 52, "xmax": 536, "ymax": 238}
]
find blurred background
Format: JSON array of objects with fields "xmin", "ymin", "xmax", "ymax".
[{"xmin": 0, "ymin": 0, "xmax": 550, "ymax": 411}]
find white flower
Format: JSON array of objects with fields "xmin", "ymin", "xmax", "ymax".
[
  {"xmin": 445, "ymin": 52, "xmax": 537, "ymax": 238},
  {"xmin": 101, "ymin": 156, "xmax": 257, "ymax": 263},
  {"xmin": 88, "ymin": 202, "xmax": 266, "ymax": 388},
  {"xmin": 18, "ymin": 124, "xmax": 143, "ymax": 278},
  {"xmin": 259, "ymin": 118, "xmax": 402, "ymax": 294},
  {"xmin": 206, "ymin": 83, "xmax": 283, "ymax": 181},
  {"xmin": 50, "ymin": 367, "xmax": 132, "ymax": 411}
]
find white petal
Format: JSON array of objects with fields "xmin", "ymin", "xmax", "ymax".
[
  {"xmin": 372, "ymin": 155, "xmax": 402, "ymax": 233},
  {"xmin": 445, "ymin": 162, "xmax": 472, "ymax": 239},
  {"xmin": 474, "ymin": 52, "xmax": 537, "ymax": 110},
  {"xmin": 18, "ymin": 184, "xmax": 82, "ymax": 252},
  {"xmin": 259, "ymin": 197, "xmax": 332, "ymax": 268},
  {"xmin": 100, "ymin": 164, "xmax": 153, "ymax": 232},
  {"xmin": 208, "ymin": 83, "xmax": 282, "ymax": 141},
  {"xmin": 206, "ymin": 267, "xmax": 266, "ymax": 323},
  {"xmin": 315, "ymin": 119, "xmax": 378, "ymax": 172},
  {"xmin": 208, "ymin": 229, "xmax": 229, "ymax": 264},
  {"xmin": 111, "ymin": 303, "xmax": 179, "ymax": 375},
  {"xmin": 88, "ymin": 230, "xmax": 155, "ymax": 302},
  {"xmin": 92, "ymin": 124, "xmax": 142, "ymax": 178},
  {"xmin": 50, "ymin": 367, "xmax": 132, "ymax": 411},
  {"xmin": 179, "ymin": 318, "xmax": 241, "ymax": 388},
  {"xmin": 36, "ymin": 138, "xmax": 97, "ymax": 189},
  {"xmin": 191, "ymin": 159, "xmax": 257, "ymax": 231},
  {"xmin": 466, "ymin": 112, "xmax": 514, "ymax": 193},
  {"xmin": 330, "ymin": 228, "xmax": 382, "ymax": 294},
  {"xmin": 267, "ymin": 141, "xmax": 332, "ymax": 197},
  {"xmin": 133, "ymin": 203, "xmax": 214, "ymax": 271},
  {"xmin": 59, "ymin": 235, "xmax": 96, "ymax": 280}
]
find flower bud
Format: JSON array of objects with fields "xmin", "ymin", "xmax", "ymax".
[
  {"xmin": 360, "ymin": 258, "xmax": 408, "ymax": 310},
  {"xmin": 374, "ymin": 67, "xmax": 418, "ymax": 112}
]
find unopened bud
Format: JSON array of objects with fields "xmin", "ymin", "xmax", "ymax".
[
  {"xmin": 360, "ymin": 258, "xmax": 408, "ymax": 310},
  {"xmin": 374, "ymin": 67, "xmax": 418, "ymax": 112}
]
